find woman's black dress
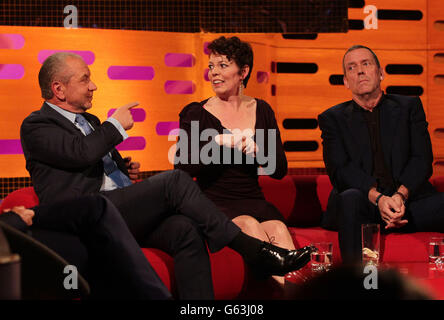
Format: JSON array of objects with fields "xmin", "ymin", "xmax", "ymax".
[{"xmin": 175, "ymin": 98, "xmax": 288, "ymax": 223}]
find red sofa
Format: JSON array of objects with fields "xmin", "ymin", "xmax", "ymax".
[{"xmin": 1, "ymin": 174, "xmax": 444, "ymax": 299}]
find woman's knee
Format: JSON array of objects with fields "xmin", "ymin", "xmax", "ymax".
[
  {"xmin": 261, "ymin": 220, "xmax": 291, "ymax": 241},
  {"xmin": 232, "ymin": 215, "xmax": 261, "ymax": 234}
]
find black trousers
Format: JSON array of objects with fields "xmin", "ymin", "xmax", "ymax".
[
  {"xmin": 0, "ymin": 195, "xmax": 171, "ymax": 299},
  {"xmin": 102, "ymin": 169, "xmax": 241, "ymax": 299},
  {"xmin": 332, "ymin": 188, "xmax": 444, "ymax": 264}
]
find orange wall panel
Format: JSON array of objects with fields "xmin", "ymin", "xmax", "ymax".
[{"xmin": 0, "ymin": 0, "xmax": 443, "ymax": 180}]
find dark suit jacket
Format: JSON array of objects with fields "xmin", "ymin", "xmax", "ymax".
[
  {"xmin": 20, "ymin": 102, "xmax": 130, "ymax": 205},
  {"xmin": 318, "ymin": 94, "xmax": 436, "ymax": 229}
]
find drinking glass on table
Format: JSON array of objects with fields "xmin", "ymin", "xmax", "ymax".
[
  {"xmin": 429, "ymin": 236, "xmax": 444, "ymax": 271},
  {"xmin": 362, "ymin": 224, "xmax": 380, "ymax": 266},
  {"xmin": 310, "ymin": 242, "xmax": 332, "ymax": 273}
]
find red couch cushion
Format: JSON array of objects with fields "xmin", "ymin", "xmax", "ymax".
[
  {"xmin": 0, "ymin": 187, "xmax": 39, "ymax": 213},
  {"xmin": 431, "ymin": 176, "xmax": 444, "ymax": 193},
  {"xmin": 259, "ymin": 175, "xmax": 324, "ymax": 227},
  {"xmin": 382, "ymin": 232, "xmax": 444, "ymax": 262},
  {"xmin": 287, "ymin": 176, "xmax": 324, "ymax": 227},
  {"xmin": 316, "ymin": 175, "xmax": 333, "ymax": 212},
  {"xmin": 259, "ymin": 175, "xmax": 296, "ymax": 221},
  {"xmin": 142, "ymin": 246, "xmax": 245, "ymax": 299},
  {"xmin": 209, "ymin": 247, "xmax": 245, "ymax": 299},
  {"xmin": 142, "ymin": 248, "xmax": 175, "ymax": 292}
]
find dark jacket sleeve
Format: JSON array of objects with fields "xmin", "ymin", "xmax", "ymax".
[
  {"xmin": 174, "ymin": 102, "xmax": 218, "ymax": 177},
  {"xmin": 318, "ymin": 108, "xmax": 376, "ymax": 196},
  {"xmin": 397, "ymin": 96, "xmax": 434, "ymax": 195},
  {"xmin": 257, "ymin": 100, "xmax": 287, "ymax": 179},
  {"xmin": 20, "ymin": 112, "xmax": 124, "ymax": 170}
]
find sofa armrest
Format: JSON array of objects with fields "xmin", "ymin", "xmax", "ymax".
[
  {"xmin": 259, "ymin": 175, "xmax": 326, "ymax": 227},
  {"xmin": 0, "ymin": 187, "xmax": 39, "ymax": 213},
  {"xmin": 431, "ymin": 176, "xmax": 444, "ymax": 193},
  {"xmin": 258, "ymin": 175, "xmax": 296, "ymax": 221}
]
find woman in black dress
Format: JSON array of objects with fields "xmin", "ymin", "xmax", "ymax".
[{"xmin": 175, "ymin": 36, "xmax": 296, "ymax": 285}]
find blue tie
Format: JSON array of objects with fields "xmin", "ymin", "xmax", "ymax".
[{"xmin": 75, "ymin": 114, "xmax": 132, "ymax": 189}]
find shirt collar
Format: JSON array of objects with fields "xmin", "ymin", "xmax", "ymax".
[{"xmin": 45, "ymin": 101, "xmax": 78, "ymax": 124}]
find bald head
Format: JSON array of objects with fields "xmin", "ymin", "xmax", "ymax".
[{"xmin": 38, "ymin": 52, "xmax": 84, "ymax": 100}]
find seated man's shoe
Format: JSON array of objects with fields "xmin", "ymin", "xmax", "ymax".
[{"xmin": 255, "ymin": 243, "xmax": 316, "ymax": 277}]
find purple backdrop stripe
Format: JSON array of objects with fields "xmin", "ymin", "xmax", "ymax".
[
  {"xmin": 257, "ymin": 71, "xmax": 269, "ymax": 83},
  {"xmin": 108, "ymin": 66, "xmax": 154, "ymax": 80},
  {"xmin": 204, "ymin": 68, "xmax": 210, "ymax": 81},
  {"xmin": 0, "ymin": 64, "xmax": 24, "ymax": 79},
  {"xmin": 203, "ymin": 42, "xmax": 210, "ymax": 55},
  {"xmin": 38, "ymin": 50, "xmax": 95, "ymax": 65},
  {"xmin": 0, "ymin": 34, "xmax": 25, "ymax": 49},
  {"xmin": 156, "ymin": 121, "xmax": 179, "ymax": 136},
  {"xmin": 165, "ymin": 53, "xmax": 195, "ymax": 67},
  {"xmin": 107, "ymin": 108, "xmax": 146, "ymax": 122},
  {"xmin": 164, "ymin": 80, "xmax": 195, "ymax": 94},
  {"xmin": 0, "ymin": 140, "xmax": 23, "ymax": 154},
  {"xmin": 116, "ymin": 137, "xmax": 146, "ymax": 151}
]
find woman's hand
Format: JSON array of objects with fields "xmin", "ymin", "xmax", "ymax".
[
  {"xmin": 214, "ymin": 133, "xmax": 258, "ymax": 156},
  {"xmin": 236, "ymin": 136, "xmax": 258, "ymax": 156}
]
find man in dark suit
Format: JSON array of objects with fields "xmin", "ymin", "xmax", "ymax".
[
  {"xmin": 1, "ymin": 195, "xmax": 172, "ymax": 299},
  {"xmin": 20, "ymin": 52, "xmax": 313, "ymax": 299},
  {"xmin": 318, "ymin": 45, "xmax": 444, "ymax": 264}
]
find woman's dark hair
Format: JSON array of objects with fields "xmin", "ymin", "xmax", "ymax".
[{"xmin": 207, "ymin": 36, "xmax": 254, "ymax": 88}]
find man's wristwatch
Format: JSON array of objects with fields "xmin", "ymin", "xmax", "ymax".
[
  {"xmin": 375, "ymin": 193, "xmax": 384, "ymax": 207},
  {"xmin": 394, "ymin": 191, "xmax": 407, "ymax": 204}
]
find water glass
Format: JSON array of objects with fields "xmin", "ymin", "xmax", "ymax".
[
  {"xmin": 310, "ymin": 242, "xmax": 333, "ymax": 273},
  {"xmin": 429, "ymin": 236, "xmax": 444, "ymax": 270},
  {"xmin": 362, "ymin": 224, "xmax": 380, "ymax": 266}
]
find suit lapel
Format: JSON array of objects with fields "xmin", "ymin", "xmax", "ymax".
[
  {"xmin": 41, "ymin": 103, "xmax": 83, "ymax": 135},
  {"xmin": 380, "ymin": 97, "xmax": 401, "ymax": 170},
  {"xmin": 344, "ymin": 101, "xmax": 373, "ymax": 175}
]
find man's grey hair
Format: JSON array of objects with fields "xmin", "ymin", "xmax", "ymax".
[
  {"xmin": 342, "ymin": 45, "xmax": 381, "ymax": 74},
  {"xmin": 38, "ymin": 52, "xmax": 83, "ymax": 100}
]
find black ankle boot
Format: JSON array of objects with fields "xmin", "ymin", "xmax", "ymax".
[{"xmin": 254, "ymin": 244, "xmax": 316, "ymax": 277}]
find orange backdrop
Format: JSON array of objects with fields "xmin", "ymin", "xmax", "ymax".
[{"xmin": 0, "ymin": 0, "xmax": 443, "ymax": 178}]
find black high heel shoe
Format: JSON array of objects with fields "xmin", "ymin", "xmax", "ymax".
[{"xmin": 255, "ymin": 244, "xmax": 317, "ymax": 277}]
